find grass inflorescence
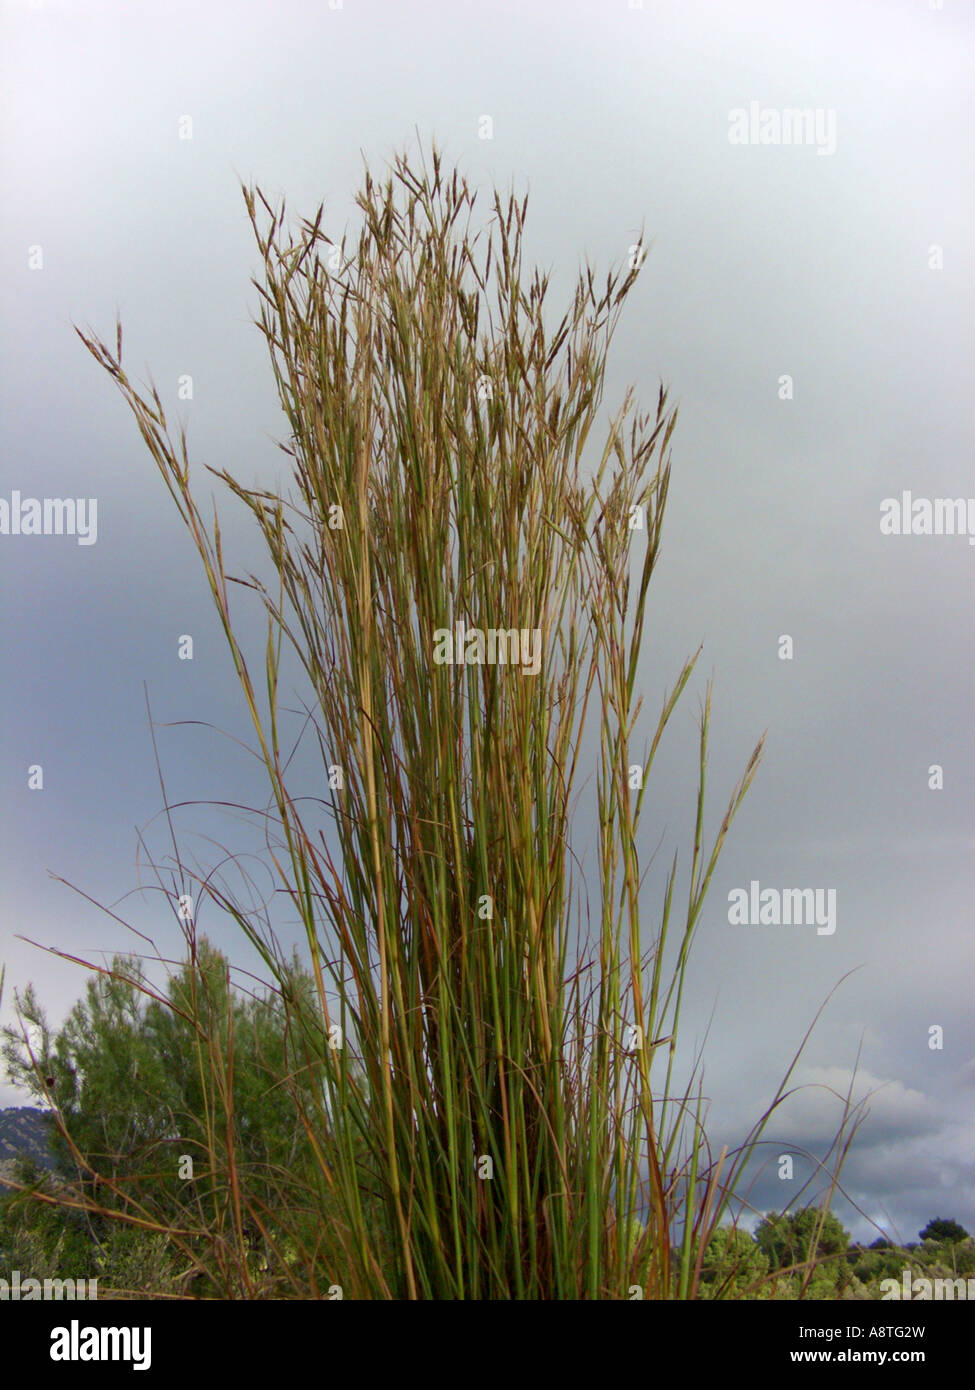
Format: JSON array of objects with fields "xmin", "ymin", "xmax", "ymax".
[{"xmin": 3, "ymin": 139, "xmax": 858, "ymax": 1299}]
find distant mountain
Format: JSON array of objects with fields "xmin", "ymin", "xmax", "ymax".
[{"xmin": 0, "ymin": 1106, "xmax": 58, "ymax": 1178}]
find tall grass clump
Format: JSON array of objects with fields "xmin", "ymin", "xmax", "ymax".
[{"xmin": 70, "ymin": 139, "xmax": 793, "ymax": 1299}]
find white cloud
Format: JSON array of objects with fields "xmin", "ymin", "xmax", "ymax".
[{"xmin": 763, "ymin": 1066, "xmax": 937, "ymax": 1150}]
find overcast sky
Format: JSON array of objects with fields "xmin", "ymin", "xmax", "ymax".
[{"xmin": 1, "ymin": 0, "xmax": 973, "ymax": 1248}]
